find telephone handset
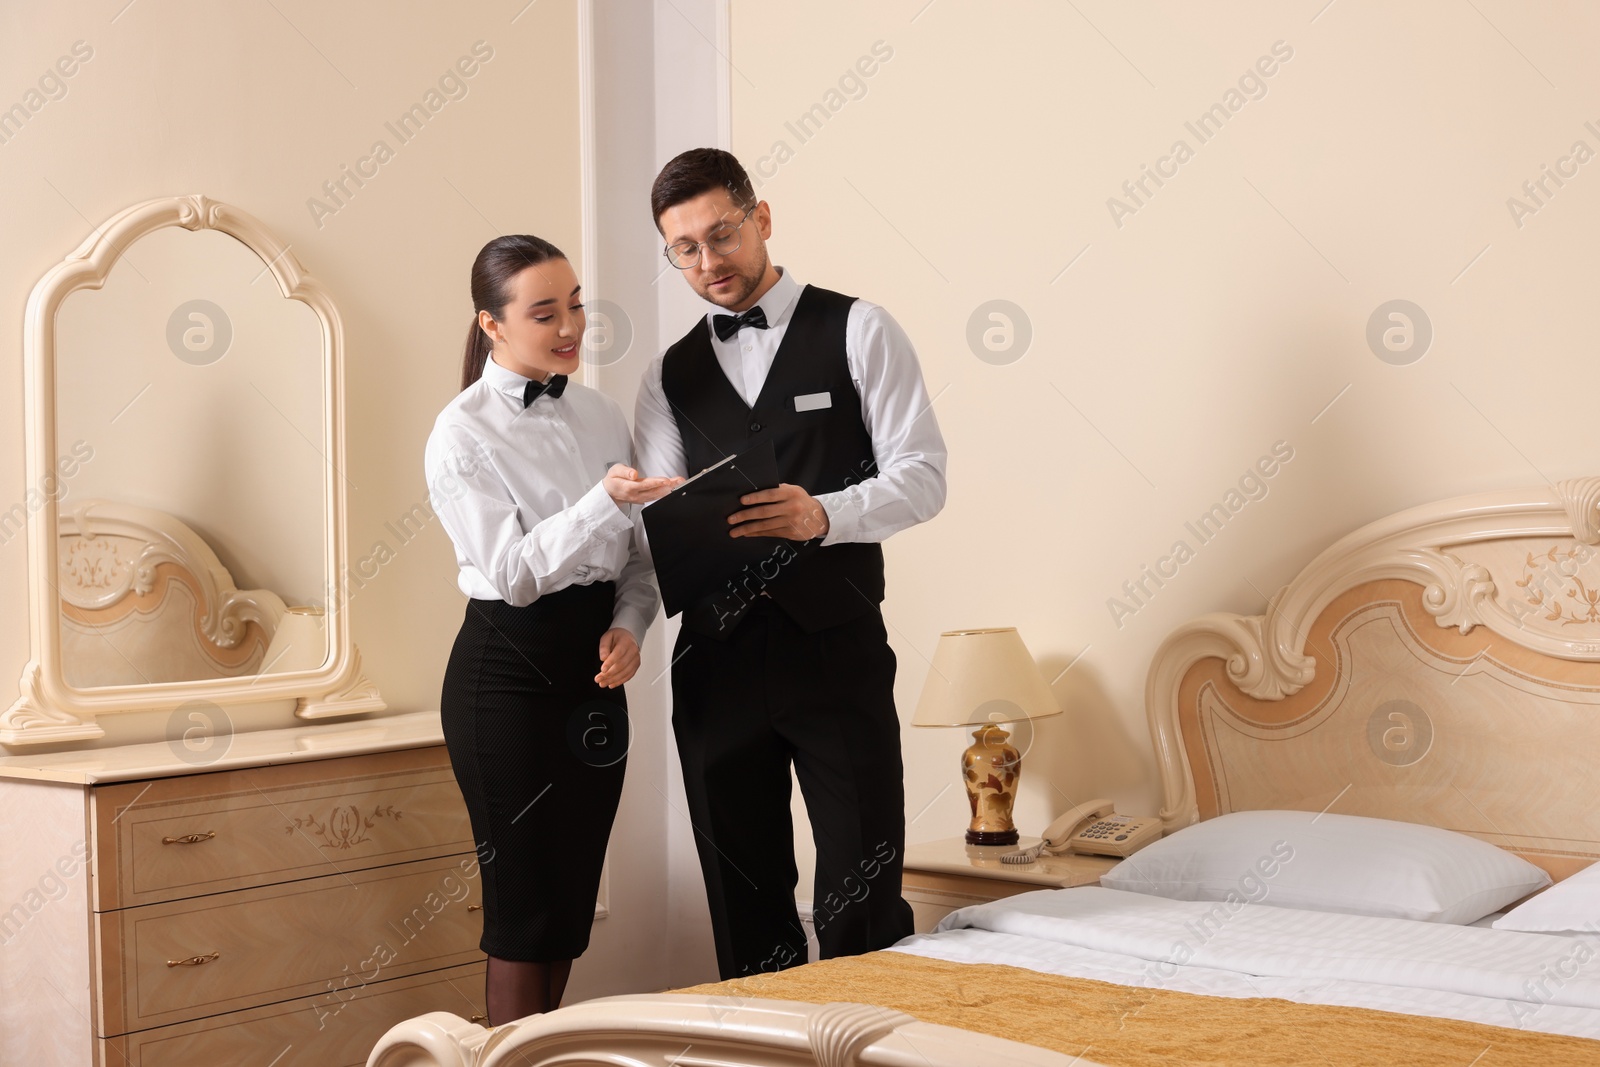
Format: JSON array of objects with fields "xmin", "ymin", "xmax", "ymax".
[{"xmin": 1002, "ymin": 799, "xmax": 1162, "ymax": 863}]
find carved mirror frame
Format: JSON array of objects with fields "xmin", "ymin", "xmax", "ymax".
[{"xmin": 3, "ymin": 194, "xmax": 382, "ymax": 745}]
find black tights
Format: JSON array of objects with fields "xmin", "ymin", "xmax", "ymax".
[{"xmin": 485, "ymin": 955, "xmax": 573, "ymax": 1026}]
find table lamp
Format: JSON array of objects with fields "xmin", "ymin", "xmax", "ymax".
[
  {"xmin": 912, "ymin": 627, "xmax": 1062, "ymax": 846},
  {"xmin": 261, "ymin": 606, "xmax": 328, "ymax": 674}
]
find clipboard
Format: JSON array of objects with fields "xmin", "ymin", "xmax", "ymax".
[{"xmin": 642, "ymin": 438, "xmax": 783, "ymax": 617}]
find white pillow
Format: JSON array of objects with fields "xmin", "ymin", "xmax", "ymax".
[
  {"xmin": 1101, "ymin": 810, "xmax": 1550, "ymax": 925},
  {"xmin": 1493, "ymin": 860, "xmax": 1600, "ymax": 935}
]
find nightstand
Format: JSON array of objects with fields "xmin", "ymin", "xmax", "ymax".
[{"xmin": 900, "ymin": 837, "xmax": 1119, "ymax": 932}]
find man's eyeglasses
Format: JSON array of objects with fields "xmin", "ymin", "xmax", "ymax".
[{"xmin": 663, "ymin": 208, "xmax": 755, "ymax": 269}]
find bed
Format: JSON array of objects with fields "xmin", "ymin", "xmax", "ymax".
[
  {"xmin": 367, "ymin": 477, "xmax": 1600, "ymax": 1066},
  {"xmin": 53, "ymin": 498, "xmax": 297, "ymax": 687}
]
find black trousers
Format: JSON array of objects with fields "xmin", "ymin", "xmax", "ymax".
[{"xmin": 671, "ymin": 597, "xmax": 915, "ymax": 979}]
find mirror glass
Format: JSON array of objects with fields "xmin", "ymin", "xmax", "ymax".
[{"xmin": 52, "ymin": 225, "xmax": 330, "ymax": 687}]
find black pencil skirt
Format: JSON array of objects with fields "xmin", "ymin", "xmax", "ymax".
[{"xmin": 439, "ymin": 581, "xmax": 629, "ymax": 962}]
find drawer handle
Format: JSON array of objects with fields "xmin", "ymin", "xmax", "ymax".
[
  {"xmin": 469, "ymin": 1014, "xmax": 488, "ymax": 1024},
  {"xmin": 167, "ymin": 951, "xmax": 220, "ymax": 968},
  {"xmin": 161, "ymin": 831, "xmax": 217, "ymax": 845},
  {"xmin": 467, "ymin": 904, "xmax": 482, "ymax": 912}
]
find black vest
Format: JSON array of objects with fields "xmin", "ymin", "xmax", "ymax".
[{"xmin": 661, "ymin": 284, "xmax": 885, "ymax": 636}]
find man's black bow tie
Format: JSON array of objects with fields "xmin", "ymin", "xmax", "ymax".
[
  {"xmin": 712, "ymin": 305, "xmax": 769, "ymax": 342},
  {"xmin": 522, "ymin": 374, "xmax": 568, "ymax": 408}
]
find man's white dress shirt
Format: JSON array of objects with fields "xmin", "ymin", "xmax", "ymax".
[{"xmin": 633, "ymin": 266, "xmax": 948, "ymax": 547}]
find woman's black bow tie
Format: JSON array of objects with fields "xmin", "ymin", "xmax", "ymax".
[{"xmin": 523, "ymin": 374, "xmax": 568, "ymax": 408}]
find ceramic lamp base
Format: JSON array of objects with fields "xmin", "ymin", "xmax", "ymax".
[{"xmin": 961, "ymin": 723, "xmax": 1021, "ymax": 847}]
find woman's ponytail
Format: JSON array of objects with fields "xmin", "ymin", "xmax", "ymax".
[{"xmin": 460, "ymin": 316, "xmax": 492, "ymax": 392}]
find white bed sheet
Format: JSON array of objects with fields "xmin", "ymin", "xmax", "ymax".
[{"xmin": 889, "ymin": 886, "xmax": 1600, "ymax": 1042}]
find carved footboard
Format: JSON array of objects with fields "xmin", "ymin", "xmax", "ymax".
[{"xmin": 366, "ymin": 995, "xmax": 1088, "ymax": 1067}]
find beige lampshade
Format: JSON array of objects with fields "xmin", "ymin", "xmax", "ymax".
[
  {"xmin": 911, "ymin": 627, "xmax": 1062, "ymax": 727},
  {"xmin": 261, "ymin": 606, "xmax": 329, "ymax": 675}
]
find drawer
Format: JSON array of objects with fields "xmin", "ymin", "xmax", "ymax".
[
  {"xmin": 91, "ymin": 745, "xmax": 473, "ymax": 910},
  {"xmin": 901, "ymin": 883, "xmax": 1003, "ymax": 935},
  {"xmin": 96, "ymin": 852, "xmax": 486, "ymax": 1035},
  {"xmin": 901, "ymin": 870, "xmax": 1059, "ymax": 901},
  {"xmin": 99, "ymin": 961, "xmax": 487, "ymax": 1066}
]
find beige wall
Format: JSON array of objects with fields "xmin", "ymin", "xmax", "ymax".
[{"xmin": 726, "ymin": 0, "xmax": 1600, "ymax": 869}]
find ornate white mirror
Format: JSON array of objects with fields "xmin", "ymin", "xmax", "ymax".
[{"xmin": 3, "ymin": 195, "xmax": 382, "ymax": 746}]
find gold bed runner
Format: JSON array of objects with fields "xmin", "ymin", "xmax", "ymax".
[{"xmin": 673, "ymin": 951, "xmax": 1600, "ymax": 1066}]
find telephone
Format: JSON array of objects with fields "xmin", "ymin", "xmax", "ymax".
[{"xmin": 1003, "ymin": 799, "xmax": 1162, "ymax": 863}]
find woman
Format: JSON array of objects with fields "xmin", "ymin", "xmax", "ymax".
[{"xmin": 425, "ymin": 235, "xmax": 679, "ymax": 1024}]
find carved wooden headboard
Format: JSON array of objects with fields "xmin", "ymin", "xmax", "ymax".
[
  {"xmin": 1145, "ymin": 478, "xmax": 1600, "ymax": 882},
  {"xmin": 57, "ymin": 499, "xmax": 291, "ymax": 687}
]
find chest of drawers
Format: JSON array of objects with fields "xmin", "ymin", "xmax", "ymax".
[{"xmin": 0, "ymin": 711, "xmax": 486, "ymax": 1065}]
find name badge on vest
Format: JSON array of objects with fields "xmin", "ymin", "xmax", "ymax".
[{"xmin": 794, "ymin": 391, "xmax": 832, "ymax": 412}]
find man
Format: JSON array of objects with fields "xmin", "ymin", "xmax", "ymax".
[{"xmin": 633, "ymin": 147, "xmax": 948, "ymax": 979}]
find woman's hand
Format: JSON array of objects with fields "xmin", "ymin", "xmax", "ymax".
[
  {"xmin": 595, "ymin": 627, "xmax": 641, "ymax": 688},
  {"xmin": 604, "ymin": 464, "xmax": 683, "ymax": 507}
]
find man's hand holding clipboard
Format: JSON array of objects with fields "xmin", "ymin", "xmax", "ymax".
[
  {"xmin": 725, "ymin": 479, "xmax": 830, "ymax": 542},
  {"xmin": 642, "ymin": 438, "xmax": 820, "ymax": 618}
]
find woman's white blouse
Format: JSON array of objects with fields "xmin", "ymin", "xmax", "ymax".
[{"xmin": 424, "ymin": 356, "xmax": 658, "ymax": 644}]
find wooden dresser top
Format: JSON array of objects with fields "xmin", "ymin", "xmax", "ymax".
[{"xmin": 0, "ymin": 709, "xmax": 443, "ymax": 785}]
